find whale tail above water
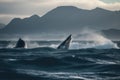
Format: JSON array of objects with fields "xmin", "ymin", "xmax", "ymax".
[
  {"xmin": 15, "ymin": 38, "xmax": 25, "ymax": 48},
  {"xmin": 57, "ymin": 35, "xmax": 72, "ymax": 50}
]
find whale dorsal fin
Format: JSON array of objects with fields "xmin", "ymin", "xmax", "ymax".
[{"xmin": 57, "ymin": 35, "xmax": 72, "ymax": 50}]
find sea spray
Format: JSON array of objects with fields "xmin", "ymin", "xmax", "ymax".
[
  {"xmin": 26, "ymin": 41, "xmax": 40, "ymax": 48},
  {"xmin": 6, "ymin": 31, "xmax": 119, "ymax": 49},
  {"xmin": 70, "ymin": 29, "xmax": 119, "ymax": 49},
  {"xmin": 7, "ymin": 41, "xmax": 16, "ymax": 48}
]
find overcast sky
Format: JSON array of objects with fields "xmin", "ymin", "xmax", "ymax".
[{"xmin": 0, "ymin": 0, "xmax": 120, "ymax": 24}]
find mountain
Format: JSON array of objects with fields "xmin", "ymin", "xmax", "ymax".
[
  {"xmin": 0, "ymin": 23, "xmax": 5, "ymax": 29},
  {"xmin": 0, "ymin": 6, "xmax": 120, "ymax": 38},
  {"xmin": 0, "ymin": 15, "xmax": 40, "ymax": 34}
]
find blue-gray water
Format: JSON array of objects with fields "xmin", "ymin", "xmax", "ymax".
[{"xmin": 0, "ymin": 41, "xmax": 120, "ymax": 80}]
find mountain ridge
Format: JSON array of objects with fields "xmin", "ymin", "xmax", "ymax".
[{"xmin": 0, "ymin": 6, "xmax": 120, "ymax": 39}]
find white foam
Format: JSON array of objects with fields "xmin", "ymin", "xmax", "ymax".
[
  {"xmin": 16, "ymin": 69, "xmax": 93, "ymax": 80},
  {"xmin": 50, "ymin": 44, "xmax": 58, "ymax": 48},
  {"xmin": 6, "ymin": 41, "xmax": 40, "ymax": 49},
  {"xmin": 70, "ymin": 30, "xmax": 119, "ymax": 49},
  {"xmin": 26, "ymin": 41, "xmax": 40, "ymax": 48},
  {"xmin": 7, "ymin": 42, "xmax": 16, "ymax": 48},
  {"xmin": 4, "ymin": 58, "xmax": 18, "ymax": 61},
  {"xmin": 6, "ymin": 30, "xmax": 119, "ymax": 49},
  {"xmin": 86, "ymin": 58, "xmax": 116, "ymax": 64}
]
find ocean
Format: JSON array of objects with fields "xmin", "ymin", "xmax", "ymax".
[{"xmin": 0, "ymin": 40, "xmax": 120, "ymax": 80}]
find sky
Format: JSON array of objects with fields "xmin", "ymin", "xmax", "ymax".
[{"xmin": 0, "ymin": 0, "xmax": 120, "ymax": 24}]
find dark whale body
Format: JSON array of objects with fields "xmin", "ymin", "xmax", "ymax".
[{"xmin": 15, "ymin": 38, "xmax": 25, "ymax": 48}]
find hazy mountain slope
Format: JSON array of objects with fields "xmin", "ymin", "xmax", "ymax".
[{"xmin": 0, "ymin": 6, "xmax": 120, "ymax": 38}]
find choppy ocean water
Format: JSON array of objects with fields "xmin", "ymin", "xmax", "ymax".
[{"xmin": 0, "ymin": 40, "xmax": 120, "ymax": 80}]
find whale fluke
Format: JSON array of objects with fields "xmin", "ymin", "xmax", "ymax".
[
  {"xmin": 57, "ymin": 35, "xmax": 72, "ymax": 50},
  {"xmin": 15, "ymin": 38, "xmax": 25, "ymax": 48}
]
